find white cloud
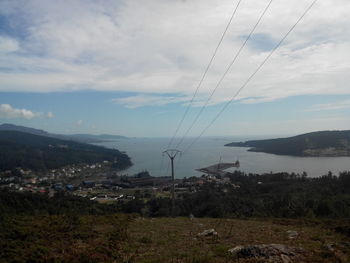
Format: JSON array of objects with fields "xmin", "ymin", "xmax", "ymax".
[
  {"xmin": 0, "ymin": 0, "xmax": 350, "ymax": 107},
  {"xmin": 47, "ymin": 111, "xmax": 54, "ymax": 118},
  {"xmin": 0, "ymin": 104, "xmax": 39, "ymax": 119},
  {"xmin": 0, "ymin": 104, "xmax": 53, "ymax": 119},
  {"xmin": 76, "ymin": 120, "xmax": 83, "ymax": 126},
  {"xmin": 112, "ymin": 94, "xmax": 189, "ymax": 108},
  {"xmin": 0, "ymin": 36, "xmax": 19, "ymax": 54},
  {"xmin": 240, "ymin": 97, "xmax": 280, "ymax": 104},
  {"xmin": 307, "ymin": 99, "xmax": 350, "ymax": 112}
]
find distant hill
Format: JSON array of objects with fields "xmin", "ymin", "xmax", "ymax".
[
  {"xmin": 0, "ymin": 123, "xmax": 49, "ymax": 136},
  {"xmin": 0, "ymin": 123, "xmax": 127, "ymax": 143},
  {"xmin": 0, "ymin": 130, "xmax": 132, "ymax": 171},
  {"xmin": 69, "ymin": 133, "xmax": 128, "ymax": 141},
  {"xmin": 225, "ymin": 130, "xmax": 350, "ymax": 157}
]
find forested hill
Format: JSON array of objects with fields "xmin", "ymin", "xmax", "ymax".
[
  {"xmin": 0, "ymin": 131, "xmax": 132, "ymax": 171},
  {"xmin": 0, "ymin": 123, "xmax": 128, "ymax": 143},
  {"xmin": 225, "ymin": 130, "xmax": 350, "ymax": 156}
]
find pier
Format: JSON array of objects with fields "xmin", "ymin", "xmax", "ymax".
[{"xmin": 196, "ymin": 160, "xmax": 240, "ymax": 176}]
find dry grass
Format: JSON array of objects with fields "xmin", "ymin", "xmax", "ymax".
[
  {"xmin": 1, "ymin": 215, "xmax": 349, "ymax": 262},
  {"xmin": 121, "ymin": 217, "xmax": 350, "ymax": 263}
]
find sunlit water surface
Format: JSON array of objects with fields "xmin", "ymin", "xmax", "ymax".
[{"xmin": 96, "ymin": 137, "xmax": 350, "ymax": 178}]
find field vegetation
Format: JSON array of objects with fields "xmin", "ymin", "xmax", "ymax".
[{"xmin": 1, "ymin": 170, "xmax": 350, "ymax": 262}]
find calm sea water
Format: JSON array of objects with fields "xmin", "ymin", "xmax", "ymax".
[{"xmin": 97, "ymin": 137, "xmax": 350, "ymax": 178}]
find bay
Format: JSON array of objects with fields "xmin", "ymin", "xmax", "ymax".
[{"xmin": 96, "ymin": 137, "xmax": 350, "ymax": 178}]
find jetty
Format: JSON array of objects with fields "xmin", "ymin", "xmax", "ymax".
[{"xmin": 196, "ymin": 160, "xmax": 240, "ymax": 176}]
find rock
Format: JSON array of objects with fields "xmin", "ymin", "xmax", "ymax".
[
  {"xmin": 286, "ymin": 230, "xmax": 299, "ymax": 239},
  {"xmin": 228, "ymin": 245, "xmax": 244, "ymax": 254},
  {"xmin": 228, "ymin": 244, "xmax": 304, "ymax": 263},
  {"xmin": 197, "ymin": 229, "xmax": 218, "ymax": 237},
  {"xmin": 325, "ymin": 243, "xmax": 335, "ymax": 252},
  {"xmin": 280, "ymin": 254, "xmax": 292, "ymax": 263}
]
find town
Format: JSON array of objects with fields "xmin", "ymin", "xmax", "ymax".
[{"xmin": 0, "ymin": 160, "xmax": 241, "ymax": 202}]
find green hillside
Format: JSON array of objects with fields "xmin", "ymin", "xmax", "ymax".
[
  {"xmin": 0, "ymin": 190, "xmax": 349, "ymax": 263},
  {"xmin": 225, "ymin": 130, "xmax": 350, "ymax": 156},
  {"xmin": 0, "ymin": 131, "xmax": 131, "ymax": 171}
]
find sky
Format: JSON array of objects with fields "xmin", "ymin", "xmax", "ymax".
[{"xmin": 0, "ymin": 0, "xmax": 350, "ymax": 138}]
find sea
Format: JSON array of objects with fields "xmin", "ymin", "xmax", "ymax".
[{"xmin": 96, "ymin": 137, "xmax": 350, "ymax": 178}]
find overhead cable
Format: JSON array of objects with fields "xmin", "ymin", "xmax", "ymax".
[
  {"xmin": 166, "ymin": 0, "xmax": 243, "ymax": 149},
  {"xmin": 175, "ymin": 0, "xmax": 274, "ymax": 149},
  {"xmin": 182, "ymin": 0, "xmax": 319, "ymax": 154}
]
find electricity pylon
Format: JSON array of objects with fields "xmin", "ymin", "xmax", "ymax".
[{"xmin": 163, "ymin": 149, "xmax": 181, "ymax": 217}]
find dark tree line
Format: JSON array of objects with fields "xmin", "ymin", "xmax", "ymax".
[
  {"xmin": 0, "ymin": 190, "xmax": 121, "ymax": 218},
  {"xmin": 1, "ymin": 171, "xmax": 350, "ymax": 219},
  {"xmin": 122, "ymin": 171, "xmax": 350, "ymax": 218}
]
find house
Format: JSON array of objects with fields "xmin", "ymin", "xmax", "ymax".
[
  {"xmin": 66, "ymin": 184, "xmax": 74, "ymax": 191},
  {"xmin": 82, "ymin": 181, "xmax": 95, "ymax": 188}
]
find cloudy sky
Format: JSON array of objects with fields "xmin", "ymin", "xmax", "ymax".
[{"xmin": 0, "ymin": 0, "xmax": 349, "ymax": 138}]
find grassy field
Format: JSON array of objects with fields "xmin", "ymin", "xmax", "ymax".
[
  {"xmin": 1, "ymin": 215, "xmax": 349, "ymax": 262},
  {"xmin": 123, "ymin": 217, "xmax": 349, "ymax": 263}
]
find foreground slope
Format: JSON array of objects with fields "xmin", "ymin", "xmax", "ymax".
[
  {"xmin": 1, "ymin": 215, "xmax": 349, "ymax": 263},
  {"xmin": 0, "ymin": 189, "xmax": 349, "ymax": 262},
  {"xmin": 225, "ymin": 130, "xmax": 350, "ymax": 156},
  {"xmin": 0, "ymin": 130, "xmax": 131, "ymax": 171}
]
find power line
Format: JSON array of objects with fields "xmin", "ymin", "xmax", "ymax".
[
  {"xmin": 175, "ymin": 0, "xmax": 274, "ymax": 149},
  {"xmin": 159, "ymin": 0, "xmax": 243, "ymax": 178},
  {"xmin": 182, "ymin": 0, "xmax": 319, "ymax": 154},
  {"xmin": 166, "ymin": 0, "xmax": 243, "ymax": 149}
]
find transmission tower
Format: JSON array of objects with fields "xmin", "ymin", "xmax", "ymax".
[{"xmin": 163, "ymin": 149, "xmax": 181, "ymax": 217}]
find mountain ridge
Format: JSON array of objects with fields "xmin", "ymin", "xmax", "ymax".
[
  {"xmin": 225, "ymin": 130, "xmax": 350, "ymax": 157},
  {"xmin": 0, "ymin": 123, "xmax": 127, "ymax": 143}
]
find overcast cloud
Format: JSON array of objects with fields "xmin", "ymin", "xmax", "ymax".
[{"xmin": 0, "ymin": 0, "xmax": 349, "ymax": 108}]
